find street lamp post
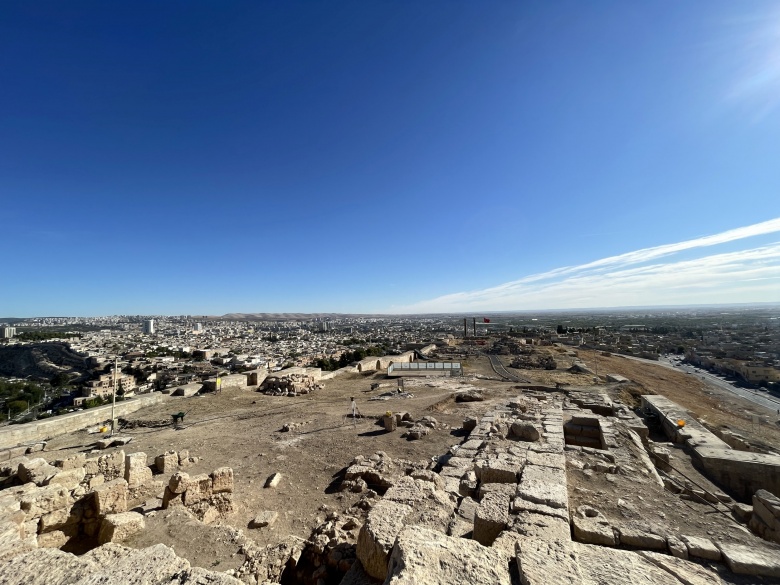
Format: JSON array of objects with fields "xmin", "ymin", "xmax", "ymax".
[{"xmin": 110, "ymin": 358, "xmax": 117, "ymax": 436}]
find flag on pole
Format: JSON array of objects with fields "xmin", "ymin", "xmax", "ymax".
[{"xmin": 483, "ymin": 318, "xmax": 491, "ymax": 323}]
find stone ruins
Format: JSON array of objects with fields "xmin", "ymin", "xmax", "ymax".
[{"xmin": 1, "ymin": 384, "xmax": 779, "ymax": 584}]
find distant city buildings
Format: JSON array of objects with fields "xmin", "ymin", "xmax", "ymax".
[
  {"xmin": 1, "ymin": 327, "xmax": 16, "ymax": 339},
  {"xmin": 143, "ymin": 319, "xmax": 155, "ymax": 335},
  {"xmin": 194, "ymin": 323, "xmax": 203, "ymax": 333}
]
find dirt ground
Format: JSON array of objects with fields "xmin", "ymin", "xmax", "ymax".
[
  {"xmin": 43, "ymin": 365, "xmax": 510, "ymax": 571},
  {"xmin": 38, "ymin": 352, "xmax": 780, "ymax": 577},
  {"xmin": 574, "ymin": 349, "xmax": 780, "ymax": 451}
]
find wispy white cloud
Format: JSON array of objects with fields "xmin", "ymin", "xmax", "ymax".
[{"xmin": 392, "ymin": 219, "xmax": 780, "ymax": 313}]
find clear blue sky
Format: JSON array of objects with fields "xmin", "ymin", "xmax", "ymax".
[{"xmin": 2, "ymin": 1, "xmax": 779, "ymax": 316}]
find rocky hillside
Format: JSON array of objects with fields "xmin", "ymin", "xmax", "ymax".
[{"xmin": 0, "ymin": 343, "xmax": 87, "ymax": 382}]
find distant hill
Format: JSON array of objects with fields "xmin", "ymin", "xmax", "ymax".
[
  {"xmin": 216, "ymin": 313, "xmax": 381, "ymax": 321},
  {"xmin": 0, "ymin": 342, "xmax": 89, "ymax": 382}
]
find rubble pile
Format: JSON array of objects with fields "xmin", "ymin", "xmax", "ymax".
[
  {"xmin": 260, "ymin": 373, "xmax": 321, "ymax": 397},
  {"xmin": 0, "ymin": 436, "xmax": 244, "ymax": 582},
  {"xmin": 508, "ymin": 349, "xmax": 557, "ymax": 370},
  {"xmin": 339, "ymin": 451, "xmax": 427, "ymax": 495},
  {"xmin": 117, "ymin": 417, "xmax": 172, "ymax": 430},
  {"xmin": 338, "ymin": 392, "xmax": 780, "ymax": 583},
  {"xmin": 402, "ymin": 415, "xmax": 445, "ymax": 440},
  {"xmin": 0, "ymin": 446, "xmax": 209, "ymax": 556}
]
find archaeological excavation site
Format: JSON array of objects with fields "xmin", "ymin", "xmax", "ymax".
[{"xmin": 1, "ymin": 349, "xmax": 780, "ymax": 585}]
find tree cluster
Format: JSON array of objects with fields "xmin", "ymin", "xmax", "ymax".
[{"xmin": 310, "ymin": 345, "xmax": 388, "ymax": 371}]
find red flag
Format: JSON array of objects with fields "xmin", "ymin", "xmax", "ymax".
[{"xmin": 483, "ymin": 318, "xmax": 490, "ymax": 323}]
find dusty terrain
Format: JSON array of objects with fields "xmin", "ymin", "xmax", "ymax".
[
  {"xmin": 42, "ymin": 367, "xmax": 505, "ymax": 571},
  {"xmin": 575, "ymin": 349, "xmax": 780, "ymax": 451},
  {"xmin": 33, "ymin": 351, "xmax": 780, "ymax": 582}
]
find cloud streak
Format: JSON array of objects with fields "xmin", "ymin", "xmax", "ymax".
[{"xmin": 392, "ymin": 219, "xmax": 780, "ymax": 313}]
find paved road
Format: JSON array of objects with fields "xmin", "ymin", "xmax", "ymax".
[{"xmin": 620, "ymin": 353, "xmax": 780, "ymax": 414}]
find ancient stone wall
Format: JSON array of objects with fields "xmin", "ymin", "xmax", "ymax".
[{"xmin": 0, "ymin": 393, "xmax": 166, "ymax": 449}]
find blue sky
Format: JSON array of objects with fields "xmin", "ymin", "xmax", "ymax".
[{"xmin": 1, "ymin": 1, "xmax": 778, "ymax": 316}]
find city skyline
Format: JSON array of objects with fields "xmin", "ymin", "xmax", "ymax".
[{"xmin": 2, "ymin": 2, "xmax": 779, "ymax": 315}]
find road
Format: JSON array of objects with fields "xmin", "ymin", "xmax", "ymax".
[
  {"xmin": 618, "ymin": 353, "xmax": 780, "ymax": 414},
  {"xmin": 485, "ymin": 354, "xmax": 530, "ymax": 383}
]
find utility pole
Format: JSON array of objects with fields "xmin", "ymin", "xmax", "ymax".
[{"xmin": 110, "ymin": 357, "xmax": 118, "ymax": 436}]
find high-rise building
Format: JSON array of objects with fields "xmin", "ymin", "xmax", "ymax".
[
  {"xmin": 194, "ymin": 323, "xmax": 203, "ymax": 332},
  {"xmin": 143, "ymin": 319, "xmax": 155, "ymax": 335},
  {"xmin": 1, "ymin": 327, "xmax": 17, "ymax": 339}
]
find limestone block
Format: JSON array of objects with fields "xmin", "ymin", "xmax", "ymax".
[
  {"xmin": 84, "ymin": 458, "xmax": 100, "ymax": 476},
  {"xmin": 478, "ymin": 458, "xmax": 521, "ymax": 484},
  {"xmin": 755, "ymin": 489, "xmax": 780, "ymax": 519},
  {"xmin": 409, "ymin": 470, "xmax": 444, "ymax": 490},
  {"xmin": 510, "ymin": 422, "xmax": 542, "ymax": 442},
  {"xmin": 75, "ymin": 543, "xmax": 190, "ymax": 584},
  {"xmin": 55, "ymin": 453, "xmax": 86, "ymax": 471},
  {"xmin": 249, "ymin": 511, "xmax": 278, "ymax": 528},
  {"xmin": 517, "ymin": 465, "xmax": 568, "ymax": 510},
  {"xmin": 717, "ymin": 542, "xmax": 780, "ymax": 578},
  {"xmin": 0, "ymin": 547, "xmax": 97, "ymax": 584},
  {"xmin": 667, "ymin": 536, "xmax": 688, "ymax": 560},
  {"xmin": 511, "ymin": 497, "xmax": 569, "ymax": 522},
  {"xmin": 750, "ymin": 500, "xmax": 780, "ymax": 542},
  {"xmin": 680, "ymin": 535, "xmax": 721, "ymax": 561},
  {"xmin": 88, "ymin": 474, "xmax": 105, "ymax": 490},
  {"xmin": 478, "ymin": 482, "xmax": 517, "ymax": 500},
  {"xmin": 515, "ymin": 537, "xmax": 582, "ymax": 585},
  {"xmin": 384, "ymin": 477, "xmax": 435, "ymax": 507},
  {"xmin": 473, "ymin": 492, "xmax": 509, "ymax": 546},
  {"xmin": 356, "ymin": 500, "xmax": 411, "ymax": 580},
  {"xmin": 753, "ymin": 490, "xmax": 780, "ymax": 537},
  {"xmin": 183, "ymin": 474, "xmax": 213, "ymax": 506},
  {"xmin": 386, "ymin": 526, "xmax": 510, "ymax": 585},
  {"xmin": 456, "ymin": 496, "xmax": 478, "ymax": 523},
  {"xmin": 98, "ymin": 512, "xmax": 145, "ymax": 544},
  {"xmin": 162, "ymin": 487, "xmax": 184, "ymax": 509},
  {"xmin": 124, "ymin": 452, "xmax": 152, "ymax": 489},
  {"xmin": 572, "ymin": 506, "xmax": 616, "ymax": 546},
  {"xmin": 39, "ymin": 506, "xmax": 81, "ymax": 533},
  {"xmin": 636, "ymin": 551, "xmax": 721, "ymax": 585},
  {"xmin": 92, "ymin": 478, "xmax": 128, "ymax": 516},
  {"xmin": 37, "ymin": 529, "xmax": 70, "ymax": 549},
  {"xmin": 732, "ymin": 502, "xmax": 752, "ymax": 523},
  {"xmin": 617, "ymin": 527, "xmax": 666, "ymax": 550},
  {"xmin": 460, "ymin": 438, "xmax": 484, "ymax": 451},
  {"xmin": 526, "ymin": 451, "xmax": 565, "ymax": 470},
  {"xmin": 168, "ymin": 472, "xmax": 189, "ymax": 495},
  {"xmin": 45, "ymin": 467, "xmax": 86, "ymax": 490},
  {"xmin": 463, "ymin": 417, "xmax": 477, "ymax": 432},
  {"xmin": 18, "ymin": 458, "xmax": 58, "ymax": 486},
  {"xmin": 264, "ymin": 472, "xmax": 282, "ymax": 488},
  {"xmin": 155, "ymin": 451, "xmax": 178, "ymax": 475},
  {"xmin": 19, "ymin": 485, "xmax": 72, "ymax": 520},
  {"xmin": 211, "ymin": 467, "xmax": 233, "ymax": 494}
]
